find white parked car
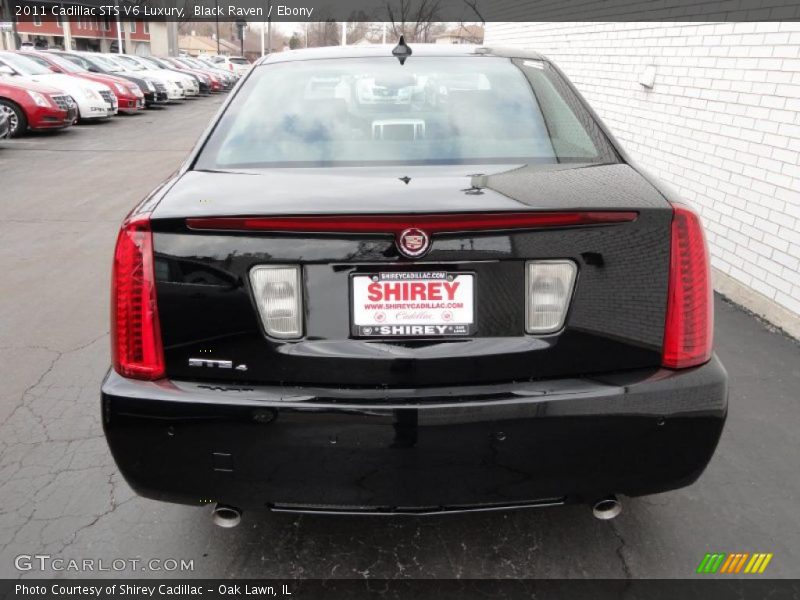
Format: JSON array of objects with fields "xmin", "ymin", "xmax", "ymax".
[
  {"xmin": 114, "ymin": 54, "xmax": 200, "ymax": 97},
  {"xmin": 83, "ymin": 53, "xmax": 185, "ymax": 102},
  {"xmin": 0, "ymin": 51, "xmax": 115, "ymax": 120},
  {"xmin": 198, "ymin": 54, "xmax": 251, "ymax": 78}
]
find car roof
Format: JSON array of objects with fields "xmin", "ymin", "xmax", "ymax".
[{"xmin": 255, "ymin": 44, "xmax": 545, "ymax": 66}]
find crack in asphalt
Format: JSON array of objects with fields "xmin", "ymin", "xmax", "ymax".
[
  {"xmin": 51, "ymin": 472, "xmax": 129, "ymax": 557},
  {"xmin": 3, "ymin": 333, "xmax": 107, "ymax": 429},
  {"xmin": 0, "ymin": 333, "xmax": 113, "ymax": 568},
  {"xmin": 610, "ymin": 521, "xmax": 632, "ymax": 579},
  {"xmin": 1, "ymin": 348, "xmax": 63, "ymax": 452}
]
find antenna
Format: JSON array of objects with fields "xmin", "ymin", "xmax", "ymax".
[{"xmin": 392, "ymin": 35, "xmax": 413, "ymax": 65}]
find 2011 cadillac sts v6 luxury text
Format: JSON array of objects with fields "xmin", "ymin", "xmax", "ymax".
[{"xmin": 102, "ymin": 43, "xmax": 727, "ymax": 525}]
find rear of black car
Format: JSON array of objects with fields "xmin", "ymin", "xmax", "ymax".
[{"xmin": 102, "ymin": 47, "xmax": 726, "ymax": 515}]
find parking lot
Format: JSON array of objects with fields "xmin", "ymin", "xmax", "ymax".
[{"xmin": 1, "ymin": 96, "xmax": 799, "ymax": 579}]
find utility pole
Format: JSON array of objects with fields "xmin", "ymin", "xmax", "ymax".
[
  {"xmin": 114, "ymin": 0, "xmax": 123, "ymax": 53},
  {"xmin": 236, "ymin": 19, "xmax": 245, "ymax": 56},
  {"xmin": 61, "ymin": 16, "xmax": 72, "ymax": 50},
  {"xmin": 167, "ymin": 21, "xmax": 178, "ymax": 56},
  {"xmin": 266, "ymin": 0, "xmax": 271, "ymax": 55},
  {"xmin": 1, "ymin": 0, "xmax": 19, "ymax": 50},
  {"xmin": 215, "ymin": 0, "xmax": 220, "ymax": 54}
]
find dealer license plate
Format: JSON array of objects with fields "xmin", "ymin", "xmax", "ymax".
[{"xmin": 351, "ymin": 272, "xmax": 475, "ymax": 337}]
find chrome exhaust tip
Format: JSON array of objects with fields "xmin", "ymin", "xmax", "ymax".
[
  {"xmin": 212, "ymin": 504, "xmax": 242, "ymax": 528},
  {"xmin": 592, "ymin": 495, "xmax": 622, "ymax": 520}
]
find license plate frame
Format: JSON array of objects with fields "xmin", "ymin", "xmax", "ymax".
[{"xmin": 350, "ymin": 271, "xmax": 476, "ymax": 338}]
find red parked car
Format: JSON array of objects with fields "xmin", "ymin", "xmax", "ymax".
[
  {"xmin": 161, "ymin": 57, "xmax": 222, "ymax": 92},
  {"xmin": 24, "ymin": 51, "xmax": 145, "ymax": 114},
  {"xmin": 0, "ymin": 78, "xmax": 77, "ymax": 137}
]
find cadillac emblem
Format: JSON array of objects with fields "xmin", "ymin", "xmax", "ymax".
[{"xmin": 397, "ymin": 227, "xmax": 430, "ymax": 258}]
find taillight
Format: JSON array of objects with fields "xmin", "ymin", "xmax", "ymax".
[
  {"xmin": 111, "ymin": 212, "xmax": 165, "ymax": 379},
  {"xmin": 662, "ymin": 202, "xmax": 713, "ymax": 369}
]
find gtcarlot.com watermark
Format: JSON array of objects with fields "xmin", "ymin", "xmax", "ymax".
[{"xmin": 15, "ymin": 554, "xmax": 194, "ymax": 573}]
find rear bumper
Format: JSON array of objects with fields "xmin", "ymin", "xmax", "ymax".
[{"xmin": 102, "ymin": 356, "xmax": 727, "ymax": 513}]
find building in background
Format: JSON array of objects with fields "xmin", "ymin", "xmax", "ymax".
[
  {"xmin": 4, "ymin": 0, "xmax": 169, "ymax": 54},
  {"xmin": 178, "ymin": 33, "xmax": 239, "ymax": 57},
  {"xmin": 485, "ymin": 22, "xmax": 800, "ymax": 337},
  {"xmin": 435, "ymin": 24, "xmax": 484, "ymax": 45},
  {"xmin": 13, "ymin": 16, "xmax": 159, "ymax": 54}
]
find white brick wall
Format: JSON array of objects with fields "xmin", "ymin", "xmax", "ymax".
[{"xmin": 485, "ymin": 22, "xmax": 800, "ymax": 322}]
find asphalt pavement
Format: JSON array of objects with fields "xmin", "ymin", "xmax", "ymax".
[{"xmin": 0, "ymin": 97, "xmax": 798, "ymax": 579}]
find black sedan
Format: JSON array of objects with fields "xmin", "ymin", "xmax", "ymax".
[{"xmin": 102, "ymin": 43, "xmax": 727, "ymax": 526}]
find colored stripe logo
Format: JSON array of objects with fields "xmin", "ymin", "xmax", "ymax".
[{"xmin": 697, "ymin": 553, "xmax": 773, "ymax": 574}]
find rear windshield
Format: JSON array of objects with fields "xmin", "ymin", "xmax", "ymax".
[
  {"xmin": 229, "ymin": 57, "xmax": 249, "ymax": 65},
  {"xmin": 195, "ymin": 56, "xmax": 619, "ymax": 169}
]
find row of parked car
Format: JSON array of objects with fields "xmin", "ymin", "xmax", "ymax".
[{"xmin": 0, "ymin": 50, "xmax": 251, "ymax": 139}]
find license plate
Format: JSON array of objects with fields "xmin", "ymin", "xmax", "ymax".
[{"xmin": 351, "ymin": 272, "xmax": 475, "ymax": 337}]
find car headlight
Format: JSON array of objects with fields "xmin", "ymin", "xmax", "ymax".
[
  {"xmin": 114, "ymin": 82, "xmax": 126, "ymax": 94},
  {"xmin": 26, "ymin": 90, "xmax": 51, "ymax": 107},
  {"xmin": 83, "ymin": 87, "xmax": 100, "ymax": 100},
  {"xmin": 145, "ymin": 80, "xmax": 155, "ymax": 92}
]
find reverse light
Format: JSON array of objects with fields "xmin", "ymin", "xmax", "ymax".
[
  {"xmin": 111, "ymin": 213, "xmax": 165, "ymax": 380},
  {"xmin": 662, "ymin": 203, "xmax": 713, "ymax": 369},
  {"xmin": 250, "ymin": 266, "xmax": 303, "ymax": 339},
  {"xmin": 526, "ymin": 261, "xmax": 577, "ymax": 334}
]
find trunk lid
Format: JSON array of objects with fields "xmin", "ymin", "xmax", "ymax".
[{"xmin": 151, "ymin": 163, "xmax": 672, "ymax": 387}]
